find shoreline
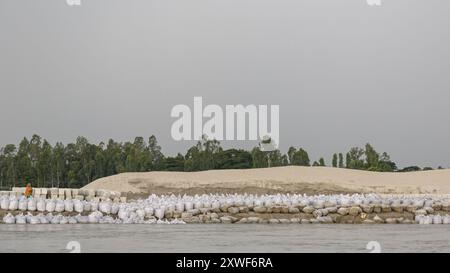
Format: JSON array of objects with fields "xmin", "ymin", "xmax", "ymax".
[{"xmin": 2, "ymin": 193, "xmax": 450, "ymax": 225}]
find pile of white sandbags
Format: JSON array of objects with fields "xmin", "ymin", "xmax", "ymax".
[{"xmin": 415, "ymin": 214, "xmax": 450, "ymax": 225}]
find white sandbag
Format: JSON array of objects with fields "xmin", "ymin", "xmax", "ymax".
[
  {"xmin": 154, "ymin": 208, "xmax": 165, "ymax": 219},
  {"xmin": 99, "ymin": 201, "xmax": 112, "ymax": 214},
  {"xmin": 76, "ymin": 215, "xmax": 88, "ymax": 224},
  {"xmin": 166, "ymin": 204, "xmax": 175, "ymax": 212},
  {"xmin": 144, "ymin": 207, "xmax": 154, "ymax": 217},
  {"xmin": 9, "ymin": 198, "xmax": 18, "ymax": 211},
  {"xmin": 25, "ymin": 213, "xmax": 33, "ymax": 224},
  {"xmin": 18, "ymin": 198, "xmax": 28, "ymax": 211},
  {"xmin": 88, "ymin": 211, "xmax": 102, "ymax": 223},
  {"xmin": 443, "ymin": 216, "xmax": 450, "ymax": 224},
  {"xmin": 30, "ymin": 216, "xmax": 40, "ymax": 224},
  {"xmin": 175, "ymin": 202, "xmax": 184, "ymax": 212},
  {"xmin": 64, "ymin": 200, "xmax": 74, "ymax": 212},
  {"xmin": 88, "ymin": 215, "xmax": 99, "ymax": 223},
  {"xmin": 111, "ymin": 203, "xmax": 120, "ymax": 215},
  {"xmin": 83, "ymin": 202, "xmax": 91, "ymax": 212},
  {"xmin": 45, "ymin": 200, "xmax": 56, "ymax": 212},
  {"xmin": 432, "ymin": 215, "xmax": 442, "ymax": 224},
  {"xmin": 211, "ymin": 201, "xmax": 220, "ymax": 210},
  {"xmin": 194, "ymin": 202, "xmax": 203, "ymax": 209},
  {"xmin": 60, "ymin": 217, "xmax": 69, "ymax": 224},
  {"xmin": 74, "ymin": 200, "xmax": 84, "ymax": 213},
  {"xmin": 39, "ymin": 216, "xmax": 49, "ymax": 224},
  {"xmin": 90, "ymin": 201, "xmax": 99, "ymax": 212},
  {"xmin": 136, "ymin": 209, "xmax": 146, "ymax": 219},
  {"xmin": 3, "ymin": 213, "xmax": 15, "ymax": 224},
  {"xmin": 185, "ymin": 202, "xmax": 193, "ymax": 211},
  {"xmin": 68, "ymin": 217, "xmax": 78, "ymax": 224},
  {"xmin": 27, "ymin": 199, "xmax": 37, "ymax": 211},
  {"xmin": 1, "ymin": 198, "xmax": 10, "ymax": 210},
  {"xmin": 118, "ymin": 208, "xmax": 129, "ymax": 220},
  {"xmin": 413, "ymin": 200, "xmax": 425, "ymax": 207},
  {"xmin": 15, "ymin": 214, "xmax": 26, "ymax": 224},
  {"xmin": 55, "ymin": 200, "xmax": 65, "ymax": 212},
  {"xmin": 51, "ymin": 215, "xmax": 61, "ymax": 224},
  {"xmin": 37, "ymin": 199, "xmax": 46, "ymax": 212}
]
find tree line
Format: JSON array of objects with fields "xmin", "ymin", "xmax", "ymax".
[{"xmin": 0, "ymin": 135, "xmax": 444, "ymax": 189}]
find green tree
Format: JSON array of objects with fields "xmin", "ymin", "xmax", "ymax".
[
  {"xmin": 338, "ymin": 153, "xmax": 344, "ymax": 168},
  {"xmin": 287, "ymin": 147, "xmax": 297, "ymax": 165},
  {"xmin": 291, "ymin": 148, "xmax": 310, "ymax": 166},
  {"xmin": 365, "ymin": 143, "xmax": 379, "ymax": 170},
  {"xmin": 251, "ymin": 147, "xmax": 268, "ymax": 168},
  {"xmin": 163, "ymin": 153, "xmax": 185, "ymax": 171},
  {"xmin": 148, "ymin": 135, "xmax": 164, "ymax": 171},
  {"xmin": 216, "ymin": 149, "xmax": 253, "ymax": 169},
  {"xmin": 346, "ymin": 147, "xmax": 365, "ymax": 169},
  {"xmin": 332, "ymin": 153, "xmax": 338, "ymax": 168},
  {"xmin": 52, "ymin": 142, "xmax": 66, "ymax": 188},
  {"xmin": 3, "ymin": 145, "xmax": 17, "ymax": 188},
  {"xmin": 319, "ymin": 157, "xmax": 325, "ymax": 166},
  {"xmin": 16, "ymin": 138, "xmax": 32, "ymax": 186},
  {"xmin": 39, "ymin": 140, "xmax": 53, "ymax": 187}
]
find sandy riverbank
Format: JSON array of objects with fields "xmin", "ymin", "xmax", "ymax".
[{"xmin": 82, "ymin": 166, "xmax": 450, "ymax": 196}]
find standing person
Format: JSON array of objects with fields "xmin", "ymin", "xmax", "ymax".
[{"xmin": 24, "ymin": 183, "xmax": 33, "ymax": 198}]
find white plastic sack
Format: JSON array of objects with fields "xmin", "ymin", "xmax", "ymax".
[
  {"xmin": 3, "ymin": 213, "xmax": 15, "ymax": 224},
  {"xmin": 154, "ymin": 208, "xmax": 165, "ymax": 219},
  {"xmin": 51, "ymin": 216, "xmax": 61, "ymax": 224},
  {"xmin": 55, "ymin": 200, "xmax": 65, "ymax": 212},
  {"xmin": 30, "ymin": 216, "xmax": 40, "ymax": 224},
  {"xmin": 27, "ymin": 199, "xmax": 37, "ymax": 211},
  {"xmin": 37, "ymin": 199, "xmax": 46, "ymax": 212},
  {"xmin": 64, "ymin": 200, "xmax": 74, "ymax": 212},
  {"xmin": 83, "ymin": 202, "xmax": 91, "ymax": 212},
  {"xmin": 74, "ymin": 201, "xmax": 84, "ymax": 213},
  {"xmin": 175, "ymin": 202, "xmax": 184, "ymax": 212},
  {"xmin": 111, "ymin": 203, "xmax": 120, "ymax": 215},
  {"xmin": 99, "ymin": 202, "xmax": 112, "ymax": 214},
  {"xmin": 136, "ymin": 209, "xmax": 146, "ymax": 219},
  {"xmin": 118, "ymin": 208, "xmax": 129, "ymax": 220},
  {"xmin": 60, "ymin": 217, "xmax": 69, "ymax": 225},
  {"xmin": 39, "ymin": 216, "xmax": 49, "ymax": 224},
  {"xmin": 443, "ymin": 216, "xmax": 450, "ymax": 224},
  {"xmin": 211, "ymin": 202, "xmax": 220, "ymax": 210},
  {"xmin": 144, "ymin": 207, "xmax": 154, "ymax": 217},
  {"xmin": 18, "ymin": 199, "xmax": 28, "ymax": 211},
  {"xmin": 433, "ymin": 215, "xmax": 442, "ymax": 224},
  {"xmin": 9, "ymin": 198, "xmax": 19, "ymax": 211},
  {"xmin": 90, "ymin": 201, "xmax": 99, "ymax": 212},
  {"xmin": 1, "ymin": 198, "xmax": 10, "ymax": 210},
  {"xmin": 45, "ymin": 200, "xmax": 56, "ymax": 212},
  {"xmin": 185, "ymin": 202, "xmax": 193, "ymax": 211},
  {"xmin": 15, "ymin": 214, "xmax": 26, "ymax": 224}
]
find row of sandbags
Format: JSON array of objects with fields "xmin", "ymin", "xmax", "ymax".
[
  {"xmin": 0, "ymin": 196, "xmax": 120, "ymax": 214},
  {"xmin": 2, "ymin": 212, "xmax": 186, "ymax": 225},
  {"xmin": 116, "ymin": 193, "xmax": 450, "ymax": 211},
  {"xmin": 415, "ymin": 214, "xmax": 450, "ymax": 225}
]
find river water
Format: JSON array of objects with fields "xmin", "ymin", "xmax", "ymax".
[{"xmin": 0, "ymin": 224, "xmax": 449, "ymax": 253}]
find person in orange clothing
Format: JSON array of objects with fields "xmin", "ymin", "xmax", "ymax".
[{"xmin": 24, "ymin": 183, "xmax": 33, "ymax": 198}]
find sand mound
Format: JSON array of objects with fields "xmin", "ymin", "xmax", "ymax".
[{"xmin": 82, "ymin": 166, "xmax": 450, "ymax": 196}]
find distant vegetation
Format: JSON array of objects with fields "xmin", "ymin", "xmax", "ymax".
[{"xmin": 0, "ymin": 134, "xmax": 445, "ymax": 189}]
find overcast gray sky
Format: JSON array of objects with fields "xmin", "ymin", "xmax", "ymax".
[{"xmin": 1, "ymin": 0, "xmax": 450, "ymax": 168}]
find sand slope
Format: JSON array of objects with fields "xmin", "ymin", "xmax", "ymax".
[{"xmin": 82, "ymin": 166, "xmax": 450, "ymax": 196}]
